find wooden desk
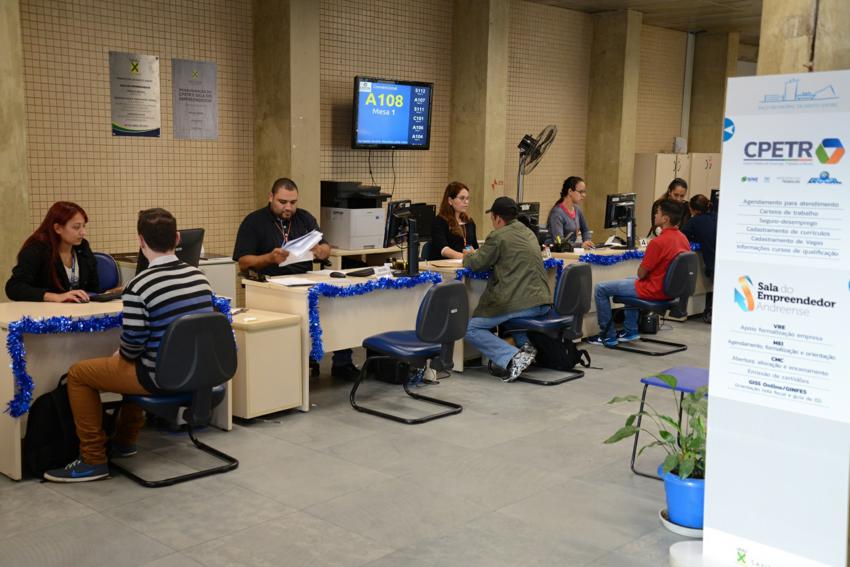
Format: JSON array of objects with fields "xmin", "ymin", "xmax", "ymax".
[
  {"xmin": 0, "ymin": 301, "xmax": 232, "ymax": 481},
  {"xmin": 328, "ymin": 245, "xmax": 402, "ymax": 270},
  {"xmin": 243, "ymin": 274, "xmax": 435, "ymax": 410}
]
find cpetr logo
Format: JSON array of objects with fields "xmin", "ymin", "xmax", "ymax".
[
  {"xmin": 815, "ymin": 138, "xmax": 844, "ymax": 164},
  {"xmin": 735, "ymin": 276, "xmax": 756, "ymax": 312},
  {"xmin": 743, "ymin": 140, "xmax": 813, "ymax": 163},
  {"xmin": 808, "ymin": 171, "xmax": 842, "ymax": 185}
]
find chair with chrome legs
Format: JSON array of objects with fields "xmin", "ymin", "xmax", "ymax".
[
  {"xmin": 610, "ymin": 252, "xmax": 698, "ymax": 356},
  {"xmin": 350, "ymin": 281, "xmax": 468, "ymax": 424},
  {"xmin": 110, "ymin": 312, "xmax": 239, "ymax": 487},
  {"xmin": 500, "ymin": 262, "xmax": 593, "ymax": 385}
]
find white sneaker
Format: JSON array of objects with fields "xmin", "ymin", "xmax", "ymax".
[
  {"xmin": 520, "ymin": 342, "xmax": 538, "ymax": 358},
  {"xmin": 504, "ymin": 351, "xmax": 535, "ymax": 382}
]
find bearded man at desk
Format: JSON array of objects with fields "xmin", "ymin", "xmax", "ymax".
[{"xmin": 233, "ymin": 177, "xmax": 359, "ymax": 379}]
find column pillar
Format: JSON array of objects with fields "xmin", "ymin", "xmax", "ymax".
[
  {"xmin": 584, "ymin": 10, "xmax": 642, "ymax": 235},
  {"xmin": 253, "ymin": 0, "xmax": 320, "ymax": 212},
  {"xmin": 448, "ymin": 0, "xmax": 509, "ymax": 236},
  {"xmin": 688, "ymin": 32, "xmax": 739, "ymax": 153},
  {"xmin": 0, "ymin": 0, "xmax": 31, "ymax": 300}
]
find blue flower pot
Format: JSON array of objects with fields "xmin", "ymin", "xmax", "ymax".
[{"xmin": 659, "ymin": 464, "xmax": 705, "ymax": 529}]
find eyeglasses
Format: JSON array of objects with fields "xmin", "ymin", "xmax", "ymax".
[
  {"xmin": 453, "ymin": 196, "xmax": 470, "ymax": 202},
  {"xmin": 576, "ymin": 190, "xmax": 587, "ymax": 195}
]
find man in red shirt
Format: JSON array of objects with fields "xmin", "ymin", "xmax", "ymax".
[{"xmin": 588, "ymin": 199, "xmax": 690, "ymax": 347}]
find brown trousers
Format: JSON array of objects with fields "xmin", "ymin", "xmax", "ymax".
[{"xmin": 66, "ymin": 354, "xmax": 149, "ymax": 465}]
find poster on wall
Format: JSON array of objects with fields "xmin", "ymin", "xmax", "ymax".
[
  {"xmin": 172, "ymin": 58, "xmax": 218, "ymax": 140},
  {"xmin": 109, "ymin": 51, "xmax": 161, "ymax": 137},
  {"xmin": 704, "ymin": 69, "xmax": 849, "ymax": 566}
]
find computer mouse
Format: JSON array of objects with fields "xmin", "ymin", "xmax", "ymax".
[{"xmin": 330, "ymin": 271, "xmax": 347, "ymax": 278}]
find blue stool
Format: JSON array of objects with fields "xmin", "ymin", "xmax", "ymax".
[{"xmin": 631, "ymin": 366, "xmax": 708, "ymax": 480}]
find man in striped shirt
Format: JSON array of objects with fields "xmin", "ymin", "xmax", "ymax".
[{"xmin": 44, "ymin": 208, "xmax": 213, "ymax": 483}]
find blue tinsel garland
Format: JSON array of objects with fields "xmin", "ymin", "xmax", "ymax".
[
  {"xmin": 307, "ymin": 271, "xmax": 442, "ymax": 362},
  {"xmin": 454, "ymin": 257, "xmax": 564, "ymax": 282},
  {"xmin": 5, "ymin": 294, "xmax": 232, "ymax": 417},
  {"xmin": 578, "ymin": 242, "xmax": 700, "ymax": 265}
]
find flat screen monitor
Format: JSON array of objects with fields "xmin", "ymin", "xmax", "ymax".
[
  {"xmin": 383, "ymin": 200, "xmax": 411, "ymax": 247},
  {"xmin": 408, "ymin": 203, "xmax": 436, "ymax": 240},
  {"xmin": 604, "ymin": 193, "xmax": 636, "ymax": 229},
  {"xmin": 710, "ymin": 188, "xmax": 720, "ymax": 213},
  {"xmin": 135, "ymin": 228, "xmax": 205, "ymax": 274},
  {"xmin": 352, "ymin": 76, "xmax": 433, "ymax": 150}
]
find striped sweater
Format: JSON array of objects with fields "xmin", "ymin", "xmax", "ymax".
[{"xmin": 120, "ymin": 256, "xmax": 213, "ymax": 391}]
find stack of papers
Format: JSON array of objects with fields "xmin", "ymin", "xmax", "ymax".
[
  {"xmin": 279, "ymin": 230, "xmax": 323, "ymax": 267},
  {"xmin": 266, "ymin": 276, "xmax": 316, "ymax": 287}
]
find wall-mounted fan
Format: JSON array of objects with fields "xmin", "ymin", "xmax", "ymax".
[{"xmin": 516, "ymin": 124, "xmax": 557, "ymax": 202}]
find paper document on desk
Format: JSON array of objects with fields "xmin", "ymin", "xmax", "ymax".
[
  {"xmin": 266, "ymin": 276, "xmax": 316, "ymax": 287},
  {"xmin": 279, "ymin": 230, "xmax": 323, "ymax": 267}
]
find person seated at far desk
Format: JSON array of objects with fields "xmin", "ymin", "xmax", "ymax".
[
  {"xmin": 587, "ymin": 199, "xmax": 690, "ymax": 348},
  {"xmin": 43, "ymin": 208, "xmax": 214, "ymax": 483},
  {"xmin": 430, "ymin": 181, "xmax": 479, "ymax": 260},
  {"xmin": 232, "ymin": 176, "xmax": 359, "ymax": 379},
  {"xmin": 5, "ymin": 201, "xmax": 99, "ymax": 303},
  {"xmin": 682, "ymin": 194, "xmax": 717, "ymax": 323},
  {"xmin": 546, "ymin": 176, "xmax": 594, "ymax": 250},
  {"xmin": 462, "ymin": 196, "xmax": 551, "ymax": 382}
]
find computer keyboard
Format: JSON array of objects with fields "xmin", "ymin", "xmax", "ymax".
[{"xmin": 89, "ymin": 291, "xmax": 122, "ymax": 302}]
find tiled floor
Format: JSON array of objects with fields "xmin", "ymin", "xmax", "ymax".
[{"xmin": 0, "ymin": 319, "xmax": 711, "ymax": 566}]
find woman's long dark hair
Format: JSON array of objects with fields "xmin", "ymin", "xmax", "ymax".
[
  {"xmin": 20, "ymin": 201, "xmax": 88, "ymax": 290},
  {"xmin": 554, "ymin": 176, "xmax": 584, "ymax": 208},
  {"xmin": 437, "ymin": 181, "xmax": 471, "ymax": 237},
  {"xmin": 689, "ymin": 194, "xmax": 711, "ymax": 214}
]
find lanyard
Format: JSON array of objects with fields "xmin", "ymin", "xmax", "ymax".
[
  {"xmin": 274, "ymin": 218, "xmax": 292, "ymax": 246},
  {"xmin": 461, "ymin": 223, "xmax": 467, "ymax": 247},
  {"xmin": 66, "ymin": 252, "xmax": 79, "ymax": 288}
]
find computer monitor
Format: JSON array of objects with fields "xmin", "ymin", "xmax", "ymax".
[
  {"xmin": 604, "ymin": 193, "xmax": 636, "ymax": 229},
  {"xmin": 710, "ymin": 189, "xmax": 720, "ymax": 213},
  {"xmin": 408, "ymin": 203, "xmax": 435, "ymax": 240},
  {"xmin": 383, "ymin": 200, "xmax": 411, "ymax": 247},
  {"xmin": 135, "ymin": 228, "xmax": 205, "ymax": 274}
]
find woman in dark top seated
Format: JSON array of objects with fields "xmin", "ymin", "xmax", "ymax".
[
  {"xmin": 430, "ymin": 181, "xmax": 479, "ymax": 260},
  {"xmin": 682, "ymin": 194, "xmax": 717, "ymax": 323},
  {"xmin": 5, "ymin": 201, "xmax": 99, "ymax": 302}
]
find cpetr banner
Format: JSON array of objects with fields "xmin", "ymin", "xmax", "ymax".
[{"xmin": 704, "ymin": 70, "xmax": 849, "ymax": 567}]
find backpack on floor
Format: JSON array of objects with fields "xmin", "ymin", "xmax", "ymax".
[
  {"xmin": 528, "ymin": 332, "xmax": 591, "ymax": 371},
  {"xmin": 22, "ymin": 375, "xmax": 79, "ymax": 477}
]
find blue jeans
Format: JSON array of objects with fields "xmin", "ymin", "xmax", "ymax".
[
  {"xmin": 465, "ymin": 304, "xmax": 550, "ymax": 369},
  {"xmin": 594, "ymin": 277, "xmax": 639, "ymax": 340}
]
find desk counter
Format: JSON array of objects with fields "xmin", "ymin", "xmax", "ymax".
[{"xmin": 327, "ymin": 245, "xmax": 402, "ymax": 270}]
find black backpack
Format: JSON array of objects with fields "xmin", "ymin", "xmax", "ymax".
[
  {"xmin": 22, "ymin": 375, "xmax": 79, "ymax": 477},
  {"xmin": 528, "ymin": 331, "xmax": 591, "ymax": 371}
]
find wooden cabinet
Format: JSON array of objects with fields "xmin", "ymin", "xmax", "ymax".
[
  {"xmin": 231, "ymin": 310, "xmax": 302, "ymax": 419},
  {"xmin": 687, "ymin": 153, "xmax": 722, "ymax": 198}
]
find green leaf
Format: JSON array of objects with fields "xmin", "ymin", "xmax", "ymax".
[
  {"xmin": 603, "ymin": 426, "xmax": 638, "ymax": 444},
  {"xmin": 637, "ymin": 441, "xmax": 666, "ymax": 457},
  {"xmin": 607, "ymin": 395, "xmax": 639, "ymax": 404},
  {"xmin": 658, "ymin": 430, "xmax": 675, "ymax": 443},
  {"xmin": 655, "ymin": 373, "xmax": 678, "ymax": 390},
  {"xmin": 658, "ymin": 415, "xmax": 681, "ymax": 431},
  {"xmin": 661, "ymin": 453, "xmax": 679, "ymax": 475},
  {"xmin": 625, "ymin": 414, "xmax": 637, "ymax": 427},
  {"xmin": 679, "ymin": 457, "xmax": 696, "ymax": 479}
]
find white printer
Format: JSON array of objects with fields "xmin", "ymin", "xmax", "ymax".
[{"xmin": 320, "ymin": 181, "xmax": 390, "ymax": 250}]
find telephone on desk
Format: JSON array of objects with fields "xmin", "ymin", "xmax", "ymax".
[{"xmin": 594, "ymin": 236, "xmax": 626, "ymax": 249}]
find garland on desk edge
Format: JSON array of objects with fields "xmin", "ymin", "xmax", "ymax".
[
  {"xmin": 5, "ymin": 294, "xmax": 232, "ymax": 417},
  {"xmin": 308, "ymin": 271, "xmax": 442, "ymax": 362},
  {"xmin": 455, "ymin": 257, "xmax": 565, "ymax": 282},
  {"xmin": 577, "ymin": 243, "xmax": 700, "ymax": 266}
]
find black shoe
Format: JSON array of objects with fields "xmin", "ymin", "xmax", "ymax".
[
  {"xmin": 309, "ymin": 360, "xmax": 320, "ymax": 377},
  {"xmin": 331, "ymin": 363, "xmax": 360, "ymax": 380}
]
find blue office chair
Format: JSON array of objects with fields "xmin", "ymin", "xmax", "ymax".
[
  {"xmin": 350, "ymin": 281, "xmax": 468, "ymax": 424},
  {"xmin": 610, "ymin": 251, "xmax": 698, "ymax": 356},
  {"xmin": 93, "ymin": 252, "xmax": 121, "ymax": 292},
  {"xmin": 501, "ymin": 262, "xmax": 592, "ymax": 385},
  {"xmin": 110, "ymin": 312, "xmax": 238, "ymax": 487}
]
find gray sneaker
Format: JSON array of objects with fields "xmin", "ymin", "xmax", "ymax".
[
  {"xmin": 504, "ymin": 351, "xmax": 535, "ymax": 382},
  {"xmin": 519, "ymin": 342, "xmax": 537, "ymax": 358}
]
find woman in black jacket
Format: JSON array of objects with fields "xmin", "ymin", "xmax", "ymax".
[
  {"xmin": 429, "ymin": 181, "xmax": 479, "ymax": 260},
  {"xmin": 5, "ymin": 201, "xmax": 99, "ymax": 302}
]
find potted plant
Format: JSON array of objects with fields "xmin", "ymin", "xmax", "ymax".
[{"xmin": 604, "ymin": 373, "xmax": 708, "ymax": 529}]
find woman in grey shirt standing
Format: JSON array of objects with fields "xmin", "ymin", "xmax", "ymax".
[{"xmin": 546, "ymin": 176, "xmax": 594, "ymax": 250}]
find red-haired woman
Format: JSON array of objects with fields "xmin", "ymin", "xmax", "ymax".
[
  {"xmin": 5, "ymin": 201, "xmax": 99, "ymax": 302},
  {"xmin": 430, "ymin": 181, "xmax": 479, "ymax": 260}
]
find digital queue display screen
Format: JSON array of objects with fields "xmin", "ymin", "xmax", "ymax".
[{"xmin": 352, "ymin": 76, "xmax": 433, "ymax": 150}]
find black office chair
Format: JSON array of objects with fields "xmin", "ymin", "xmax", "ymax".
[
  {"xmin": 350, "ymin": 281, "xmax": 468, "ymax": 424},
  {"xmin": 110, "ymin": 312, "xmax": 238, "ymax": 487},
  {"xmin": 500, "ymin": 262, "xmax": 593, "ymax": 385},
  {"xmin": 610, "ymin": 251, "xmax": 698, "ymax": 356}
]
